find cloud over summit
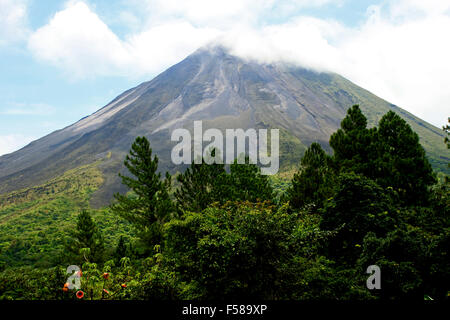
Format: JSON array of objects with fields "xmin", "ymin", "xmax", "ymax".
[{"xmin": 4, "ymin": 0, "xmax": 450, "ymax": 126}]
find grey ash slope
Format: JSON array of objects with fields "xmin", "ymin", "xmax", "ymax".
[{"xmin": 0, "ymin": 46, "xmax": 447, "ymax": 206}]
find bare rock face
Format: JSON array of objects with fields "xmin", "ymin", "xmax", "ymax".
[{"xmin": 0, "ymin": 45, "xmax": 446, "ymax": 206}]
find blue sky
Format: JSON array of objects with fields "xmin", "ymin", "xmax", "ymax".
[{"xmin": 1, "ymin": 0, "xmax": 449, "ymax": 156}]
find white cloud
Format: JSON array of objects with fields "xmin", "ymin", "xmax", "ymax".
[
  {"xmin": 28, "ymin": 1, "xmax": 220, "ymax": 78},
  {"xmin": 220, "ymin": 17, "xmax": 345, "ymax": 72},
  {"xmin": 125, "ymin": 21, "xmax": 220, "ymax": 75},
  {"xmin": 218, "ymin": 1, "xmax": 450, "ymax": 126},
  {"xmin": 0, "ymin": 134, "xmax": 35, "ymax": 156},
  {"xmin": 26, "ymin": 0, "xmax": 450, "ymax": 126},
  {"xmin": 334, "ymin": 1, "xmax": 450, "ymax": 126},
  {"xmin": 27, "ymin": 0, "xmax": 341, "ymax": 79},
  {"xmin": 28, "ymin": 1, "xmax": 130, "ymax": 78},
  {"xmin": 0, "ymin": 0, "xmax": 29, "ymax": 45},
  {"xmin": 140, "ymin": 0, "xmax": 339, "ymax": 27}
]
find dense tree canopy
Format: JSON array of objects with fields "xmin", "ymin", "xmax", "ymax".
[{"xmin": 1, "ymin": 106, "xmax": 448, "ymax": 301}]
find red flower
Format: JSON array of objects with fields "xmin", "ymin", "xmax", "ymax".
[
  {"xmin": 102, "ymin": 272, "xmax": 110, "ymax": 279},
  {"xmin": 121, "ymin": 283, "xmax": 127, "ymax": 288},
  {"xmin": 103, "ymin": 289, "xmax": 110, "ymax": 295},
  {"xmin": 76, "ymin": 290, "xmax": 84, "ymax": 299},
  {"xmin": 77, "ymin": 270, "xmax": 82, "ymax": 277}
]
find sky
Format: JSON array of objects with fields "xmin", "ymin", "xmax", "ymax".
[{"xmin": 0, "ymin": 0, "xmax": 449, "ymax": 156}]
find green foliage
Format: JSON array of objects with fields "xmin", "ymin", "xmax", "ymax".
[
  {"xmin": 175, "ymin": 153, "xmax": 274, "ymax": 213},
  {"xmin": 0, "ymin": 266, "xmax": 67, "ymax": 300},
  {"xmin": 0, "ymin": 162, "xmax": 112, "ymax": 268},
  {"xmin": 111, "ymin": 136, "xmax": 174, "ymax": 248},
  {"xmin": 113, "ymin": 236, "xmax": 128, "ymax": 265},
  {"xmin": 64, "ymin": 210, "xmax": 105, "ymax": 265},
  {"xmin": 0, "ymin": 107, "xmax": 448, "ymax": 301},
  {"xmin": 443, "ymin": 117, "xmax": 449, "ymax": 181},
  {"xmin": 330, "ymin": 106, "xmax": 436, "ymax": 205},
  {"xmin": 443, "ymin": 117, "xmax": 450, "ymax": 150},
  {"xmin": 174, "ymin": 149, "xmax": 227, "ymax": 212},
  {"xmin": 374, "ymin": 111, "xmax": 436, "ymax": 205},
  {"xmin": 330, "ymin": 105, "xmax": 375, "ymax": 175},
  {"xmin": 226, "ymin": 157, "xmax": 274, "ymax": 203},
  {"xmin": 358, "ymin": 222, "xmax": 449, "ymax": 300},
  {"xmin": 320, "ymin": 173, "xmax": 396, "ymax": 264},
  {"xmin": 286, "ymin": 143, "xmax": 334, "ymax": 209},
  {"xmin": 163, "ymin": 202, "xmax": 349, "ymax": 300}
]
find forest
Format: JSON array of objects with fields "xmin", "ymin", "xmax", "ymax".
[{"xmin": 0, "ymin": 105, "xmax": 448, "ymax": 301}]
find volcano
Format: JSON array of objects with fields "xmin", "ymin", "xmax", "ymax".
[{"xmin": 0, "ymin": 46, "xmax": 447, "ymax": 206}]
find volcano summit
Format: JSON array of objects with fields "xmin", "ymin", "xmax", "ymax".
[{"xmin": 0, "ymin": 46, "xmax": 447, "ymax": 206}]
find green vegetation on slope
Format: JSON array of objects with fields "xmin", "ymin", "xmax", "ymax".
[
  {"xmin": 0, "ymin": 106, "xmax": 448, "ymax": 301},
  {"xmin": 0, "ymin": 161, "xmax": 133, "ymax": 269}
]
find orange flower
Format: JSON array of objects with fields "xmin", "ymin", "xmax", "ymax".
[
  {"xmin": 62, "ymin": 287, "xmax": 68, "ymax": 292},
  {"xmin": 77, "ymin": 270, "xmax": 82, "ymax": 277},
  {"xmin": 102, "ymin": 272, "xmax": 110, "ymax": 279},
  {"xmin": 121, "ymin": 283, "xmax": 127, "ymax": 288},
  {"xmin": 62, "ymin": 282, "xmax": 70, "ymax": 291},
  {"xmin": 103, "ymin": 289, "xmax": 110, "ymax": 295},
  {"xmin": 76, "ymin": 290, "xmax": 84, "ymax": 299}
]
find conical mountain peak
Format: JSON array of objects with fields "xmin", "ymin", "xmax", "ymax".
[{"xmin": 0, "ymin": 45, "xmax": 446, "ymax": 206}]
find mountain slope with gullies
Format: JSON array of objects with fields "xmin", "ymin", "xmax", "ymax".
[{"xmin": 0, "ymin": 46, "xmax": 447, "ymax": 207}]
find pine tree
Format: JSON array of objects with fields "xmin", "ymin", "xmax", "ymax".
[
  {"xmin": 175, "ymin": 151, "xmax": 274, "ymax": 212},
  {"xmin": 175, "ymin": 148, "xmax": 226, "ymax": 212},
  {"xmin": 286, "ymin": 142, "xmax": 333, "ymax": 209},
  {"xmin": 65, "ymin": 210, "xmax": 105, "ymax": 265},
  {"xmin": 329, "ymin": 104, "xmax": 375, "ymax": 176},
  {"xmin": 374, "ymin": 111, "xmax": 436, "ymax": 205},
  {"xmin": 329, "ymin": 106, "xmax": 435, "ymax": 205},
  {"xmin": 113, "ymin": 236, "xmax": 128, "ymax": 265},
  {"xmin": 228, "ymin": 156, "xmax": 274, "ymax": 203},
  {"xmin": 111, "ymin": 136, "xmax": 174, "ymax": 248}
]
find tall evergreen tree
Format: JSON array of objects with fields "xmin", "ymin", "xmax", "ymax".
[
  {"xmin": 65, "ymin": 210, "xmax": 105, "ymax": 265},
  {"xmin": 329, "ymin": 105, "xmax": 375, "ymax": 176},
  {"xmin": 174, "ymin": 148, "xmax": 226, "ymax": 212},
  {"xmin": 111, "ymin": 136, "xmax": 174, "ymax": 248},
  {"xmin": 175, "ymin": 151, "xmax": 274, "ymax": 212},
  {"xmin": 374, "ymin": 111, "xmax": 436, "ymax": 204},
  {"xmin": 228, "ymin": 156, "xmax": 274, "ymax": 203},
  {"xmin": 286, "ymin": 142, "xmax": 333, "ymax": 209},
  {"xmin": 330, "ymin": 106, "xmax": 435, "ymax": 205},
  {"xmin": 113, "ymin": 236, "xmax": 128, "ymax": 265}
]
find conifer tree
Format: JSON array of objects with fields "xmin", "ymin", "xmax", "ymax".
[
  {"xmin": 286, "ymin": 142, "xmax": 333, "ymax": 209},
  {"xmin": 113, "ymin": 236, "xmax": 128, "ymax": 264},
  {"xmin": 111, "ymin": 136, "xmax": 174, "ymax": 247},
  {"xmin": 174, "ymin": 148, "xmax": 226, "ymax": 212},
  {"xmin": 329, "ymin": 104, "xmax": 375, "ymax": 176},
  {"xmin": 329, "ymin": 106, "xmax": 435, "ymax": 205},
  {"xmin": 65, "ymin": 210, "xmax": 105, "ymax": 264},
  {"xmin": 228, "ymin": 156, "xmax": 274, "ymax": 203},
  {"xmin": 375, "ymin": 111, "xmax": 435, "ymax": 204}
]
